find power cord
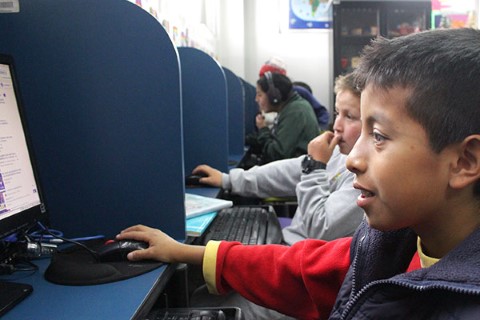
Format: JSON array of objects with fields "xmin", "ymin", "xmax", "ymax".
[
  {"xmin": 0, "ymin": 263, "xmax": 14, "ymax": 275},
  {"xmin": 0, "ymin": 239, "xmax": 40, "ymax": 275},
  {"xmin": 29, "ymin": 223, "xmax": 105, "ymax": 244},
  {"xmin": 0, "ymin": 259, "xmax": 38, "ymax": 275},
  {"xmin": 1, "ymin": 222, "xmax": 107, "ymax": 270},
  {"xmin": 33, "ymin": 222, "xmax": 103, "ymax": 261}
]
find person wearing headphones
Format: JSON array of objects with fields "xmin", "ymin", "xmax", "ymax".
[
  {"xmin": 244, "ymin": 72, "xmax": 319, "ymax": 168},
  {"xmin": 259, "ymin": 56, "xmax": 330, "ymax": 130}
]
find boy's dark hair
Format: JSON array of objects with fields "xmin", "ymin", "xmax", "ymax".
[
  {"xmin": 354, "ymin": 28, "xmax": 480, "ymax": 196},
  {"xmin": 257, "ymin": 72, "xmax": 293, "ymax": 102}
]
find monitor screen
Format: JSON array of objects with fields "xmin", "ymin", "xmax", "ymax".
[{"xmin": 0, "ymin": 54, "xmax": 46, "ymax": 240}]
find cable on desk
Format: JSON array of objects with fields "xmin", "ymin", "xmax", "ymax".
[
  {"xmin": 0, "ymin": 240, "xmax": 39, "ymax": 275},
  {"xmin": 34, "ymin": 222, "xmax": 102, "ymax": 262},
  {"xmin": 29, "ymin": 224, "xmax": 105, "ymax": 243}
]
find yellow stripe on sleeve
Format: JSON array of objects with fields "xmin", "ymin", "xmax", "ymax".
[{"xmin": 203, "ymin": 240, "xmax": 222, "ymax": 295}]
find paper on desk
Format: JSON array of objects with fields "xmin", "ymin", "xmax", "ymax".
[{"xmin": 185, "ymin": 193, "xmax": 232, "ymax": 218}]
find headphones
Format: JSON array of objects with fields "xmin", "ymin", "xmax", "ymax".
[{"xmin": 264, "ymin": 71, "xmax": 282, "ymax": 106}]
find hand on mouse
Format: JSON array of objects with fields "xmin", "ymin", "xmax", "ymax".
[
  {"xmin": 116, "ymin": 225, "xmax": 205, "ymax": 265},
  {"xmin": 307, "ymin": 131, "xmax": 341, "ymax": 164},
  {"xmin": 192, "ymin": 165, "xmax": 222, "ymax": 187}
]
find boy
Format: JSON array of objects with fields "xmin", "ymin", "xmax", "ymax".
[
  {"xmin": 192, "ymin": 73, "xmax": 363, "ymax": 245},
  {"xmin": 118, "ymin": 28, "xmax": 480, "ymax": 319}
]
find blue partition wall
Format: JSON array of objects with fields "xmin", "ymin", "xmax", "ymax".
[
  {"xmin": 178, "ymin": 47, "xmax": 229, "ymax": 174},
  {"xmin": 240, "ymin": 78, "xmax": 258, "ymax": 136},
  {"xmin": 222, "ymin": 67, "xmax": 245, "ymax": 162},
  {"xmin": 0, "ymin": 0, "xmax": 186, "ymax": 239}
]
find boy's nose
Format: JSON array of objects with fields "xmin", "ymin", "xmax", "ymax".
[
  {"xmin": 333, "ymin": 118, "xmax": 343, "ymax": 134},
  {"xmin": 346, "ymin": 139, "xmax": 365, "ymax": 174}
]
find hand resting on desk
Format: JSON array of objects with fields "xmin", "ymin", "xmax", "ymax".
[{"xmin": 116, "ymin": 225, "xmax": 205, "ymax": 265}]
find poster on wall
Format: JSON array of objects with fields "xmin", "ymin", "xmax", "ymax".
[
  {"xmin": 432, "ymin": 0, "xmax": 477, "ymax": 29},
  {"xmin": 289, "ymin": 0, "xmax": 332, "ymax": 29}
]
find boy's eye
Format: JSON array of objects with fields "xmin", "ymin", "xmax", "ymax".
[
  {"xmin": 372, "ymin": 131, "xmax": 387, "ymax": 143},
  {"xmin": 346, "ymin": 113, "xmax": 358, "ymax": 120}
]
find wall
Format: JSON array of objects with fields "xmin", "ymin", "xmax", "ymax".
[
  {"xmin": 129, "ymin": 0, "xmax": 221, "ymax": 57},
  {"xmin": 131, "ymin": 0, "xmax": 337, "ymax": 116},
  {"xmin": 240, "ymin": 0, "xmax": 333, "ymax": 111},
  {"xmin": 129, "ymin": 0, "xmax": 480, "ymax": 123},
  {"xmin": 217, "ymin": 0, "xmax": 245, "ymax": 78}
]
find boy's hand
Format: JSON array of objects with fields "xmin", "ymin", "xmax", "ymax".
[
  {"xmin": 192, "ymin": 165, "xmax": 222, "ymax": 187},
  {"xmin": 116, "ymin": 225, "xmax": 205, "ymax": 265},
  {"xmin": 307, "ymin": 131, "xmax": 341, "ymax": 164}
]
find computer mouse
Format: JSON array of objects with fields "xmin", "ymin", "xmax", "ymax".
[
  {"xmin": 96, "ymin": 240, "xmax": 149, "ymax": 262},
  {"xmin": 185, "ymin": 172, "xmax": 208, "ymax": 186}
]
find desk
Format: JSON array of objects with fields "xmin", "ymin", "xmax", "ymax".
[
  {"xmin": 1, "ymin": 257, "xmax": 178, "ymax": 319},
  {"xmin": 228, "ymin": 153, "xmax": 245, "ymax": 170}
]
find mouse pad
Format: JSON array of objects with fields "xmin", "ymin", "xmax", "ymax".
[{"xmin": 44, "ymin": 240, "xmax": 163, "ymax": 286}]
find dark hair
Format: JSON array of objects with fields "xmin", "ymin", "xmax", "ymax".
[
  {"xmin": 257, "ymin": 73, "xmax": 293, "ymax": 102},
  {"xmin": 353, "ymin": 28, "xmax": 480, "ymax": 196}
]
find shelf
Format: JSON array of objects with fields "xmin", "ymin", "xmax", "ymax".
[{"xmin": 333, "ymin": 1, "xmax": 431, "ymax": 80}]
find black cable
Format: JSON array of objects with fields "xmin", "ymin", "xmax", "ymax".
[
  {"xmin": 37, "ymin": 223, "xmax": 100, "ymax": 262},
  {"xmin": 11, "ymin": 259, "xmax": 38, "ymax": 273},
  {"xmin": 0, "ymin": 263, "xmax": 15, "ymax": 275}
]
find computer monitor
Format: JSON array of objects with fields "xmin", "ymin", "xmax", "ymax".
[{"xmin": 0, "ymin": 54, "xmax": 47, "ymax": 241}]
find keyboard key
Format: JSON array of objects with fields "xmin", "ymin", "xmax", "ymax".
[{"xmin": 201, "ymin": 206, "xmax": 282, "ymax": 245}]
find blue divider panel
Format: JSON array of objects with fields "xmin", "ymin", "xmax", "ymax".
[
  {"xmin": 223, "ymin": 67, "xmax": 245, "ymax": 160},
  {"xmin": 178, "ymin": 47, "xmax": 229, "ymax": 174},
  {"xmin": 0, "ymin": 0, "xmax": 185, "ymax": 239},
  {"xmin": 240, "ymin": 78, "xmax": 258, "ymax": 136}
]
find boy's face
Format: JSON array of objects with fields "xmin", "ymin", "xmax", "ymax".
[
  {"xmin": 346, "ymin": 85, "xmax": 453, "ymax": 233},
  {"xmin": 333, "ymin": 89, "xmax": 361, "ymax": 155}
]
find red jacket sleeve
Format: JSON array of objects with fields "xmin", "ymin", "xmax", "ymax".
[{"xmin": 212, "ymin": 238, "xmax": 352, "ymax": 320}]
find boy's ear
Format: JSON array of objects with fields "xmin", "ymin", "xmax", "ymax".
[{"xmin": 449, "ymin": 135, "xmax": 480, "ymax": 190}]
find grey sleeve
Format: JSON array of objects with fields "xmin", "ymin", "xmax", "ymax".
[
  {"xmin": 283, "ymin": 150, "xmax": 365, "ymax": 243},
  {"xmin": 222, "ymin": 156, "xmax": 303, "ymax": 198}
]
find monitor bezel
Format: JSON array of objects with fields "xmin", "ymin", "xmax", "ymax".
[{"xmin": 0, "ymin": 53, "xmax": 48, "ymax": 240}]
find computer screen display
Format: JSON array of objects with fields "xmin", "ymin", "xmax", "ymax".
[{"xmin": 0, "ymin": 54, "xmax": 46, "ymax": 240}]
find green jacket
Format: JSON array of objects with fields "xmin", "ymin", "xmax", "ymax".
[{"xmin": 257, "ymin": 92, "xmax": 319, "ymax": 163}]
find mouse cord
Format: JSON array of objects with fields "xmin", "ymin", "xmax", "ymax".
[{"xmin": 36, "ymin": 222, "xmax": 100, "ymax": 261}]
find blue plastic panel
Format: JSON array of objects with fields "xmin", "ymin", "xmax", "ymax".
[
  {"xmin": 178, "ymin": 47, "xmax": 229, "ymax": 174},
  {"xmin": 223, "ymin": 67, "xmax": 245, "ymax": 159},
  {"xmin": 0, "ymin": 0, "xmax": 186, "ymax": 240}
]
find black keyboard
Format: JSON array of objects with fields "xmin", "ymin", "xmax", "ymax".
[
  {"xmin": 145, "ymin": 307, "xmax": 243, "ymax": 320},
  {"xmin": 200, "ymin": 206, "xmax": 283, "ymax": 245}
]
